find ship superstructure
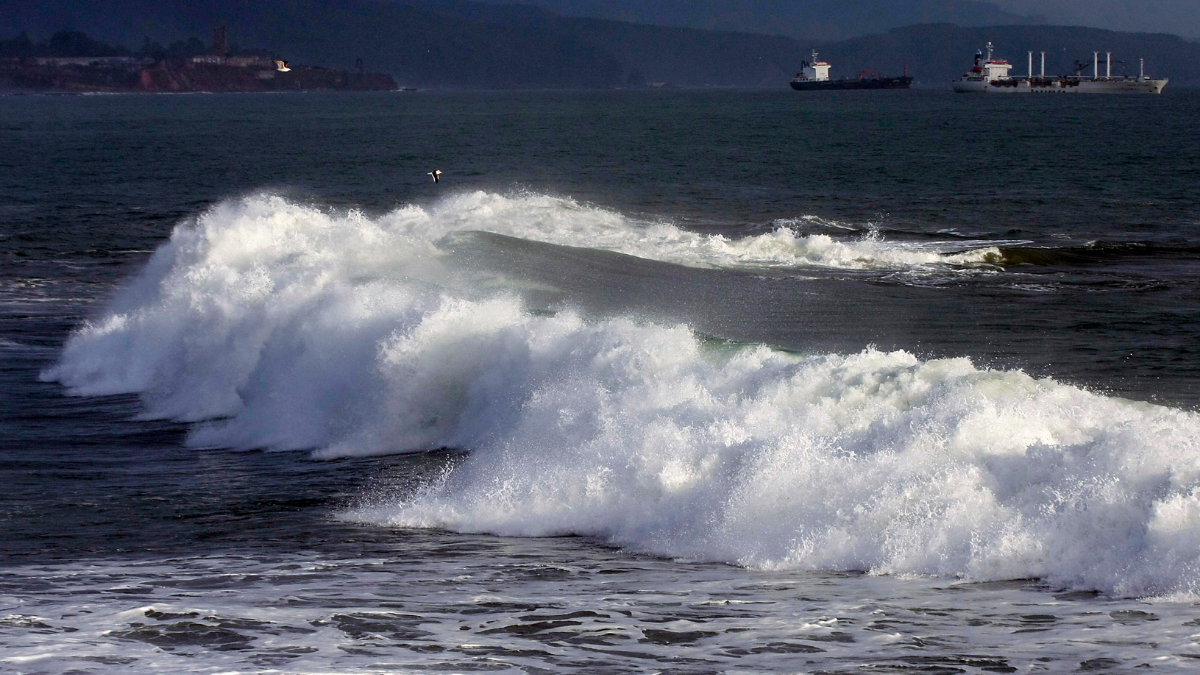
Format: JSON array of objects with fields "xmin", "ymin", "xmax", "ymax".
[
  {"xmin": 790, "ymin": 50, "xmax": 912, "ymax": 91},
  {"xmin": 793, "ymin": 52, "xmax": 832, "ymax": 85},
  {"xmin": 953, "ymin": 42, "xmax": 1167, "ymax": 94}
]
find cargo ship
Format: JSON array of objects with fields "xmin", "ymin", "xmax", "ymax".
[
  {"xmin": 953, "ymin": 42, "xmax": 1167, "ymax": 94},
  {"xmin": 790, "ymin": 51, "xmax": 912, "ymax": 91}
]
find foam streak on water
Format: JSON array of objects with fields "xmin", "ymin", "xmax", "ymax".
[
  {"xmin": 44, "ymin": 194, "xmax": 1200, "ymax": 598},
  {"xmin": 4, "ymin": 548, "xmax": 1200, "ymax": 674}
]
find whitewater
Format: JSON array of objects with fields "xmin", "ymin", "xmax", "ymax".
[{"xmin": 39, "ymin": 192, "xmax": 1200, "ymax": 601}]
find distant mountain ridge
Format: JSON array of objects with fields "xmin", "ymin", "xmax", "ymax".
[
  {"xmin": 994, "ymin": 1, "xmax": 1200, "ymax": 41},
  {"xmin": 2, "ymin": 0, "xmax": 630, "ymax": 88},
  {"xmin": 3, "ymin": 0, "xmax": 1197, "ymax": 88},
  {"xmin": 468, "ymin": 0, "xmax": 1044, "ymax": 41}
]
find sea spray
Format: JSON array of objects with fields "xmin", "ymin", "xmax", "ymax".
[
  {"xmin": 355, "ymin": 341, "xmax": 1200, "ymax": 596},
  {"xmin": 45, "ymin": 193, "xmax": 1200, "ymax": 596}
]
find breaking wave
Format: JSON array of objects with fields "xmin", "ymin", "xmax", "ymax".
[
  {"xmin": 45, "ymin": 193, "xmax": 1200, "ymax": 597},
  {"xmin": 405, "ymin": 191, "xmax": 1004, "ymax": 271}
]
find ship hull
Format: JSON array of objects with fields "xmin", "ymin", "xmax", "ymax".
[
  {"xmin": 954, "ymin": 77, "xmax": 1167, "ymax": 94},
  {"xmin": 953, "ymin": 78, "xmax": 1022, "ymax": 93},
  {"xmin": 790, "ymin": 76, "xmax": 913, "ymax": 91},
  {"xmin": 1038, "ymin": 78, "xmax": 1168, "ymax": 94}
]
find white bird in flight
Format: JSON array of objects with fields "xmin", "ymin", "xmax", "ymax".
[{"xmin": 428, "ymin": 169, "xmax": 442, "ymax": 183}]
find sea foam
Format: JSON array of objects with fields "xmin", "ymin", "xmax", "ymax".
[{"xmin": 45, "ymin": 193, "xmax": 1200, "ymax": 596}]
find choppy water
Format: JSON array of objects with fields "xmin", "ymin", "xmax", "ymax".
[{"xmin": 2, "ymin": 90, "xmax": 1200, "ymax": 673}]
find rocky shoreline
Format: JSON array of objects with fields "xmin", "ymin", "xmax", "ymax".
[{"xmin": 0, "ymin": 57, "xmax": 397, "ymax": 93}]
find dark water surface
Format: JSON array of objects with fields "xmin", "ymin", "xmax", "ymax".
[{"xmin": 2, "ymin": 90, "xmax": 1200, "ymax": 673}]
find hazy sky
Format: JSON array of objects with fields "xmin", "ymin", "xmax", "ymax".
[
  {"xmin": 479, "ymin": 0, "xmax": 1200, "ymax": 40},
  {"xmin": 996, "ymin": 0, "xmax": 1200, "ymax": 37}
]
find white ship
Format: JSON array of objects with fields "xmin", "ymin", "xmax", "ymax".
[{"xmin": 953, "ymin": 43, "xmax": 1167, "ymax": 94}]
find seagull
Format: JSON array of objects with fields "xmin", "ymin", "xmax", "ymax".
[
  {"xmin": 428, "ymin": 169, "xmax": 442, "ymax": 183},
  {"xmin": 274, "ymin": 60, "xmax": 291, "ymax": 72}
]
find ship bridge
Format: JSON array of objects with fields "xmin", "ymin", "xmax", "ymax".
[
  {"xmin": 797, "ymin": 50, "xmax": 830, "ymax": 82},
  {"xmin": 978, "ymin": 43, "xmax": 1012, "ymax": 81}
]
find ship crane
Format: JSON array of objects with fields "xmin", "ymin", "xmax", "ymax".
[{"xmin": 1074, "ymin": 55, "xmax": 1114, "ymax": 78}]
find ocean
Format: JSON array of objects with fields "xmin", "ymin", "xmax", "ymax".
[{"xmin": 2, "ymin": 89, "xmax": 1199, "ymax": 673}]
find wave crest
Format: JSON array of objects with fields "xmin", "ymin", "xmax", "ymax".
[{"xmin": 427, "ymin": 190, "xmax": 1001, "ymax": 270}]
